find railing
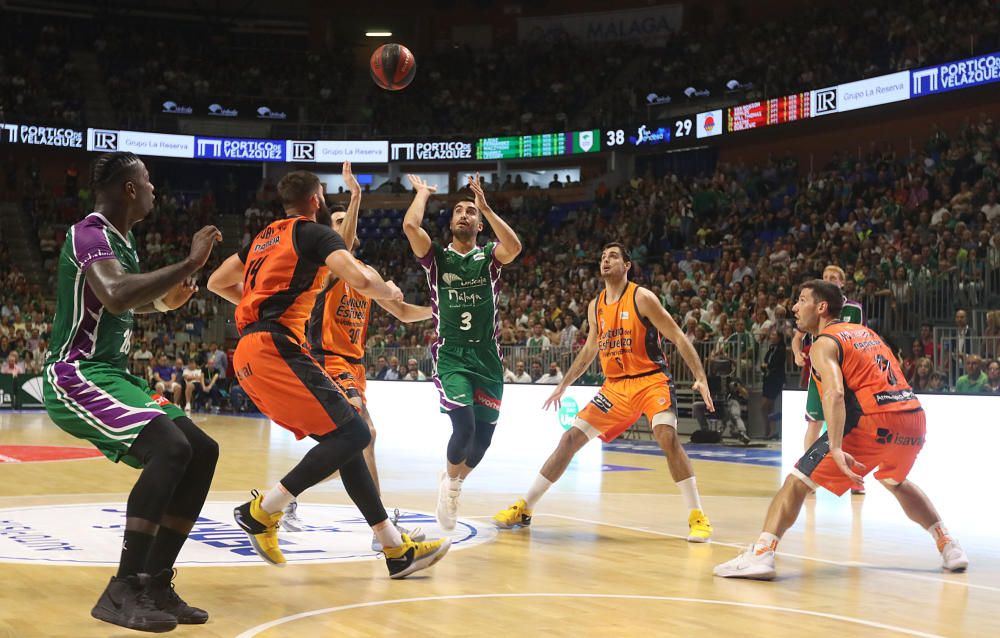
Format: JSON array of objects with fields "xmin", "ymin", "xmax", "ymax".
[
  {"xmin": 930, "ymin": 331, "xmax": 1000, "ymax": 388},
  {"xmin": 364, "ymin": 338, "xmax": 779, "ymax": 389}
]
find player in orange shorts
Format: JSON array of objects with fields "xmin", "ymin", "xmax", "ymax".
[
  {"xmin": 494, "ymin": 243, "xmax": 716, "ymax": 541},
  {"xmin": 207, "ymin": 169, "xmax": 450, "ymax": 578},
  {"xmin": 715, "ymin": 279, "xmax": 968, "ymax": 580},
  {"xmin": 280, "ymin": 163, "xmax": 432, "ymax": 550}
]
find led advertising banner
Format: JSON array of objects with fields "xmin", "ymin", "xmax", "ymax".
[
  {"xmin": 910, "ymin": 51, "xmax": 1000, "ymax": 98},
  {"xmin": 287, "ymin": 140, "xmax": 389, "ymax": 163},
  {"xmin": 194, "ymin": 137, "xmax": 286, "ymax": 162},
  {"xmin": 810, "ymin": 70, "xmax": 910, "ymax": 117},
  {"xmin": 1, "ymin": 123, "xmax": 84, "ymax": 148},
  {"xmin": 86, "ymin": 128, "xmax": 195, "ymax": 158},
  {"xmin": 389, "ymin": 139, "xmax": 475, "ymax": 161}
]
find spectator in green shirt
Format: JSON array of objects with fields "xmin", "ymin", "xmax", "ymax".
[{"xmin": 954, "ymin": 354, "xmax": 989, "ymax": 394}]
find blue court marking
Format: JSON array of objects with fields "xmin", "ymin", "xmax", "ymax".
[
  {"xmin": 601, "ymin": 464, "xmax": 652, "ymax": 472},
  {"xmin": 602, "ymin": 440, "xmax": 781, "ymax": 467}
]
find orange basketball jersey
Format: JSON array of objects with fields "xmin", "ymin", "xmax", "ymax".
[
  {"xmin": 811, "ymin": 322, "xmax": 921, "ymax": 418},
  {"xmin": 235, "ymin": 217, "xmax": 329, "ymax": 343},
  {"xmin": 307, "ymin": 269, "xmax": 371, "ymax": 363},
  {"xmin": 594, "ymin": 282, "xmax": 669, "ymax": 379}
]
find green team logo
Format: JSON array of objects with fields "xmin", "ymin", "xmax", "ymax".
[{"xmin": 557, "ymin": 397, "xmax": 579, "ymax": 430}]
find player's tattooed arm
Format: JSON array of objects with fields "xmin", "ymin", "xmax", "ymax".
[
  {"xmin": 403, "ymin": 174, "xmax": 436, "ymax": 258},
  {"xmin": 469, "ymin": 172, "xmax": 521, "ymax": 264}
]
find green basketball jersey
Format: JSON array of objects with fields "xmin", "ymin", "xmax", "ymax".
[
  {"xmin": 46, "ymin": 213, "xmax": 141, "ymax": 370},
  {"xmin": 418, "ymin": 241, "xmax": 501, "ymax": 344}
]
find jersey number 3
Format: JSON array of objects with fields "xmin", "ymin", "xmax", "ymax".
[{"xmin": 460, "ymin": 312, "xmax": 472, "ymax": 331}]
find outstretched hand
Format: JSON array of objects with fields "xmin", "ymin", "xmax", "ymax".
[
  {"xmin": 542, "ymin": 385, "xmax": 567, "ymax": 411},
  {"xmin": 407, "ymin": 174, "xmax": 438, "ymax": 195},
  {"xmin": 343, "ymin": 161, "xmax": 361, "ymax": 196},
  {"xmin": 469, "ymin": 172, "xmax": 488, "ymax": 210}
]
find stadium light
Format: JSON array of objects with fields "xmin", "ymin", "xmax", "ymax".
[{"xmin": 365, "ymin": 31, "xmax": 392, "ymax": 37}]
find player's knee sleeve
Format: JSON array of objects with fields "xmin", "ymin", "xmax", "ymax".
[
  {"xmin": 338, "ymin": 455, "xmax": 387, "ymax": 526},
  {"xmin": 126, "ymin": 415, "xmax": 194, "ymax": 522},
  {"xmin": 446, "ymin": 406, "xmax": 476, "ymax": 465},
  {"xmin": 464, "ymin": 420, "xmax": 497, "ymax": 468},
  {"xmin": 282, "ymin": 415, "xmax": 371, "ymax": 496},
  {"xmin": 162, "ymin": 416, "xmax": 220, "ymax": 520}
]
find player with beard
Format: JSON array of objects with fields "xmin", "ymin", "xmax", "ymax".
[
  {"xmin": 208, "ymin": 170, "xmax": 450, "ymax": 578},
  {"xmin": 402, "ymin": 173, "xmax": 522, "ymax": 530},
  {"xmin": 714, "ymin": 279, "xmax": 967, "ymax": 580},
  {"xmin": 493, "ymin": 243, "xmax": 715, "ymax": 541},
  {"xmin": 280, "ymin": 163, "xmax": 432, "ymax": 551}
]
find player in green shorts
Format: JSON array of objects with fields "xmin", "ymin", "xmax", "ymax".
[
  {"xmin": 42, "ymin": 152, "xmax": 222, "ymax": 631},
  {"xmin": 403, "ymin": 172, "xmax": 522, "ymax": 530},
  {"xmin": 791, "ymin": 265, "xmax": 865, "ymax": 490}
]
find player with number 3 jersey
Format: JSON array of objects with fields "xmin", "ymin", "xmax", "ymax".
[{"xmin": 402, "ymin": 172, "xmax": 522, "ymax": 531}]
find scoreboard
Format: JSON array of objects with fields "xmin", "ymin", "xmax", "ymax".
[
  {"xmin": 476, "ymin": 130, "xmax": 600, "ymax": 160},
  {"xmin": 727, "ymin": 93, "xmax": 810, "ymax": 132}
]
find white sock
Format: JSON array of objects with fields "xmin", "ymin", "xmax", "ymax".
[
  {"xmin": 260, "ymin": 483, "xmax": 294, "ymax": 514},
  {"xmin": 676, "ymin": 476, "xmax": 702, "ymax": 512},
  {"xmin": 524, "ymin": 474, "xmax": 553, "ymax": 510},
  {"xmin": 374, "ymin": 520, "xmax": 404, "ymax": 549},
  {"xmin": 447, "ymin": 476, "xmax": 464, "ymax": 492},
  {"xmin": 926, "ymin": 521, "xmax": 951, "ymax": 551},
  {"xmin": 755, "ymin": 532, "xmax": 780, "ymax": 552}
]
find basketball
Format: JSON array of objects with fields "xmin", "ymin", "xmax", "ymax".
[{"xmin": 370, "ymin": 43, "xmax": 416, "ymax": 91}]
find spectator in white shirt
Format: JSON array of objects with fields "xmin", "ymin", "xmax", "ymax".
[
  {"xmin": 403, "ymin": 357, "xmax": 426, "ymax": 381},
  {"xmin": 504, "ymin": 360, "xmax": 533, "ymax": 383},
  {"xmin": 981, "ymin": 191, "xmax": 1000, "ymax": 222},
  {"xmin": 536, "ymin": 362, "xmax": 564, "ymax": 384}
]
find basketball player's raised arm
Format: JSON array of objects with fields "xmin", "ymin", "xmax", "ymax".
[
  {"xmin": 469, "ymin": 172, "xmax": 521, "ymax": 264},
  {"xmin": 87, "ymin": 225, "xmax": 221, "ymax": 315},
  {"xmin": 635, "ymin": 287, "xmax": 714, "ymax": 412},
  {"xmin": 791, "ymin": 329, "xmax": 806, "ymax": 366},
  {"xmin": 326, "ymin": 251, "xmax": 403, "ymax": 302},
  {"xmin": 365, "ymin": 265, "xmax": 431, "ymax": 321},
  {"xmin": 402, "ymin": 174, "xmax": 435, "ymax": 258},
  {"xmin": 207, "ymin": 252, "xmax": 246, "ymax": 305},
  {"xmin": 810, "ymin": 337, "xmax": 864, "ymax": 486},
  {"xmin": 338, "ymin": 161, "xmax": 362, "ymax": 250},
  {"xmin": 543, "ymin": 299, "xmax": 599, "ymax": 410}
]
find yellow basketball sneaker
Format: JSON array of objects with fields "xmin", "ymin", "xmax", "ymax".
[
  {"xmin": 233, "ymin": 490, "xmax": 286, "ymax": 567},
  {"xmin": 687, "ymin": 509, "xmax": 713, "ymax": 543},
  {"xmin": 493, "ymin": 498, "xmax": 533, "ymax": 529},
  {"xmin": 383, "ymin": 534, "xmax": 452, "ymax": 579}
]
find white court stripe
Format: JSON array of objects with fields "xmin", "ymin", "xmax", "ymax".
[
  {"xmin": 543, "ymin": 513, "xmax": 1000, "ymax": 594},
  {"xmin": 234, "ymin": 592, "xmax": 945, "ymax": 638}
]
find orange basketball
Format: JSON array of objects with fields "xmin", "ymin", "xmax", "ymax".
[{"xmin": 370, "ymin": 43, "xmax": 416, "ymax": 91}]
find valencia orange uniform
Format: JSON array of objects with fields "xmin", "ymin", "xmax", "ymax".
[
  {"xmin": 794, "ymin": 322, "xmax": 925, "ymax": 495},
  {"xmin": 232, "ymin": 216, "xmax": 357, "ymax": 439},
  {"xmin": 577, "ymin": 282, "xmax": 675, "ymax": 442},
  {"xmin": 306, "ymin": 265, "xmax": 371, "ymax": 403}
]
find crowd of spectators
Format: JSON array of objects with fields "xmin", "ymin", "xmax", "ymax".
[
  {"xmin": 2, "ymin": 119, "xmax": 1000, "ymax": 421},
  {"xmin": 2, "ymin": 1, "xmax": 998, "ymax": 137}
]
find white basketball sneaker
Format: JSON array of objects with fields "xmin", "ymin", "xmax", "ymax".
[
  {"xmin": 713, "ymin": 545, "xmax": 777, "ymax": 580},
  {"xmin": 280, "ymin": 500, "xmax": 303, "ymax": 533},
  {"xmin": 436, "ymin": 472, "xmax": 460, "ymax": 531},
  {"xmin": 941, "ymin": 540, "xmax": 969, "ymax": 572}
]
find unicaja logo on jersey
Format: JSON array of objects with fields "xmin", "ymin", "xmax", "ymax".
[{"xmin": 442, "ymin": 273, "xmax": 462, "ymax": 285}]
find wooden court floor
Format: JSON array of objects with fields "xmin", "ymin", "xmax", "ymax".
[{"xmin": 0, "ymin": 410, "xmax": 996, "ymax": 638}]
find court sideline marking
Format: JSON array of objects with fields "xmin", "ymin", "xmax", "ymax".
[
  {"xmin": 234, "ymin": 592, "xmax": 945, "ymax": 638},
  {"xmin": 543, "ymin": 513, "xmax": 1000, "ymax": 593}
]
